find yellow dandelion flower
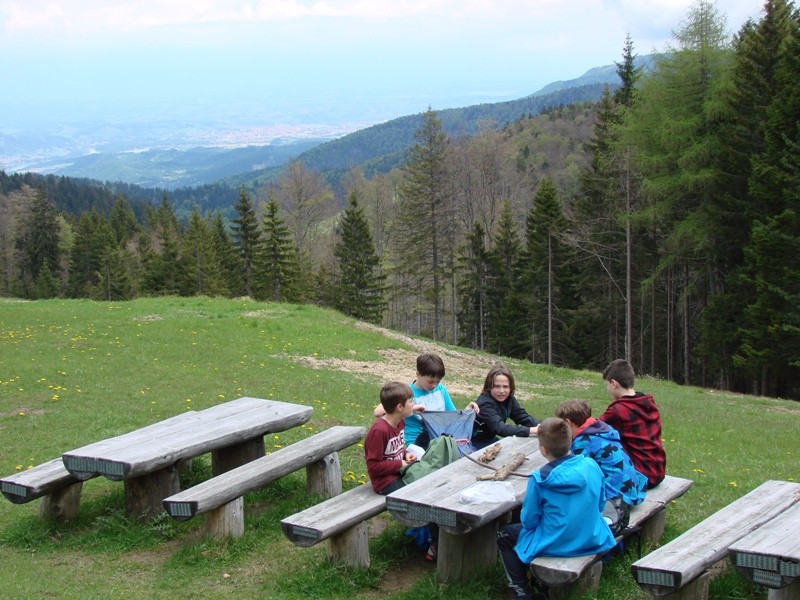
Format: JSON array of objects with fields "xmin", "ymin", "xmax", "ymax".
[{"xmin": 729, "ymin": 482, "xmax": 738, "ymax": 487}]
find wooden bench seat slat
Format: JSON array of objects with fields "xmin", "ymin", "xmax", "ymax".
[
  {"xmin": 162, "ymin": 425, "xmax": 364, "ymax": 519},
  {"xmin": 0, "ymin": 458, "xmax": 89, "ymax": 504},
  {"xmin": 530, "ymin": 475, "xmax": 693, "ymax": 586},
  {"xmin": 632, "ymin": 479, "xmax": 800, "ymax": 596},
  {"xmin": 281, "ymin": 484, "xmax": 386, "ymax": 547}
]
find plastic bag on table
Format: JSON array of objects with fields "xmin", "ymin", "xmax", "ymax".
[{"xmin": 459, "ymin": 481, "xmax": 516, "ymax": 504}]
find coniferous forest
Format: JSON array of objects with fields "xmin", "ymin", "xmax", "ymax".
[{"xmin": 1, "ymin": 0, "xmax": 798, "ymax": 400}]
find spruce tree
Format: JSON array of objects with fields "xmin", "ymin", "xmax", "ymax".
[
  {"xmin": 485, "ymin": 201, "xmax": 525, "ymax": 358},
  {"xmin": 333, "ymin": 192, "xmax": 387, "ymax": 324},
  {"xmin": 15, "ymin": 185, "xmax": 62, "ymax": 298},
  {"xmin": 181, "ymin": 208, "xmax": 226, "ymax": 297},
  {"xmin": 67, "ymin": 209, "xmax": 116, "ymax": 298},
  {"xmin": 141, "ymin": 193, "xmax": 182, "ymax": 296},
  {"xmin": 259, "ymin": 195, "xmax": 298, "ymax": 302},
  {"xmin": 230, "ymin": 185, "xmax": 261, "ymax": 298},
  {"xmin": 522, "ymin": 179, "xmax": 577, "ymax": 366},
  {"xmin": 457, "ymin": 222, "xmax": 490, "ymax": 350},
  {"xmin": 701, "ymin": 0, "xmax": 796, "ymax": 390},
  {"xmin": 210, "ymin": 212, "xmax": 242, "ymax": 297},
  {"xmin": 396, "ymin": 107, "xmax": 452, "ymax": 339},
  {"xmin": 109, "ymin": 193, "xmax": 140, "ymax": 246}
]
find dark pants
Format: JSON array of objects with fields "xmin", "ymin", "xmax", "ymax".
[
  {"xmin": 497, "ymin": 523, "xmax": 541, "ymax": 600},
  {"xmin": 377, "ymin": 477, "xmax": 405, "ymax": 495},
  {"xmin": 379, "ymin": 478, "xmax": 438, "ymax": 546}
]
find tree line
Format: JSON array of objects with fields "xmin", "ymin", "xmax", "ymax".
[{"xmin": 2, "ymin": 0, "xmax": 797, "ymax": 400}]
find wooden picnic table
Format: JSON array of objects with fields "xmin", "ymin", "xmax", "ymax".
[
  {"xmin": 61, "ymin": 397, "xmax": 313, "ymax": 517},
  {"xmin": 386, "ymin": 435, "xmax": 545, "ymax": 583}
]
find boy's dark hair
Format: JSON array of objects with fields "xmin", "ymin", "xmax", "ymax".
[
  {"xmin": 537, "ymin": 417, "xmax": 572, "ymax": 458},
  {"xmin": 380, "ymin": 381, "xmax": 413, "ymax": 414},
  {"xmin": 602, "ymin": 359, "xmax": 636, "ymax": 389},
  {"xmin": 416, "ymin": 353, "xmax": 445, "ymax": 378},
  {"xmin": 555, "ymin": 399, "xmax": 592, "ymax": 427},
  {"xmin": 482, "ymin": 364, "xmax": 515, "ymax": 395}
]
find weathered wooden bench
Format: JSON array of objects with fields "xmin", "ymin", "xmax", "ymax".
[
  {"xmin": 162, "ymin": 425, "xmax": 365, "ymax": 538},
  {"xmin": 529, "ymin": 474, "xmax": 694, "ymax": 599},
  {"xmin": 280, "ymin": 483, "xmax": 386, "ymax": 568},
  {"xmin": 728, "ymin": 498, "xmax": 800, "ymax": 600},
  {"xmin": 0, "ymin": 458, "xmax": 96, "ymax": 521},
  {"xmin": 631, "ymin": 479, "xmax": 800, "ymax": 600}
]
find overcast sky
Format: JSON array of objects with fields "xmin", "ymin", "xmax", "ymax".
[{"xmin": 1, "ymin": 1, "xmax": 764, "ymax": 127}]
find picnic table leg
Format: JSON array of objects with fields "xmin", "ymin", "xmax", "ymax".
[
  {"xmin": 437, "ymin": 520, "xmax": 499, "ymax": 583},
  {"xmin": 211, "ymin": 437, "xmax": 266, "ymax": 475},
  {"xmin": 124, "ymin": 465, "xmax": 179, "ymax": 519},
  {"xmin": 768, "ymin": 579, "xmax": 800, "ymax": 600}
]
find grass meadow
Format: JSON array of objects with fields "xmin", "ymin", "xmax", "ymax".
[{"xmin": 0, "ymin": 296, "xmax": 797, "ymax": 599}]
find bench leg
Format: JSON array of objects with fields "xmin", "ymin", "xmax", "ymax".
[
  {"xmin": 545, "ymin": 561, "xmax": 603, "ymax": 600},
  {"xmin": 640, "ymin": 507, "xmax": 667, "ymax": 546},
  {"xmin": 203, "ymin": 497, "xmax": 244, "ymax": 538},
  {"xmin": 654, "ymin": 569, "xmax": 711, "ymax": 600},
  {"xmin": 306, "ymin": 452, "xmax": 342, "ymax": 498},
  {"xmin": 768, "ymin": 579, "xmax": 800, "ymax": 600},
  {"xmin": 212, "ymin": 437, "xmax": 265, "ymax": 475},
  {"xmin": 124, "ymin": 465, "xmax": 179, "ymax": 519},
  {"xmin": 437, "ymin": 520, "xmax": 498, "ymax": 583},
  {"xmin": 328, "ymin": 520, "xmax": 370, "ymax": 568},
  {"xmin": 38, "ymin": 481, "xmax": 83, "ymax": 521}
]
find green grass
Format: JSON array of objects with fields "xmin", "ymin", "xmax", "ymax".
[{"xmin": 1, "ymin": 296, "xmax": 798, "ymax": 599}]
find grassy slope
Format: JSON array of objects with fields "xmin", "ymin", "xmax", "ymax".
[{"xmin": 0, "ymin": 297, "xmax": 797, "ymax": 599}]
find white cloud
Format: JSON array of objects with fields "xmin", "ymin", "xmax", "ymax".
[{"xmin": 0, "ymin": 1, "xmax": 702, "ymax": 34}]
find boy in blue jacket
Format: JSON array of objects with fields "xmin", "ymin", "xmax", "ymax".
[
  {"xmin": 497, "ymin": 417, "xmax": 616, "ymax": 600},
  {"xmin": 556, "ymin": 399, "xmax": 647, "ymax": 531}
]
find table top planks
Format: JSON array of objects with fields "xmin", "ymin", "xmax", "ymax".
[
  {"xmin": 386, "ymin": 435, "xmax": 544, "ymax": 534},
  {"xmin": 728, "ymin": 498, "xmax": 800, "ymax": 588},
  {"xmin": 62, "ymin": 397, "xmax": 313, "ymax": 481}
]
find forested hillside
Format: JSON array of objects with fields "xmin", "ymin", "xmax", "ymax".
[{"xmin": 1, "ymin": 0, "xmax": 798, "ymax": 400}]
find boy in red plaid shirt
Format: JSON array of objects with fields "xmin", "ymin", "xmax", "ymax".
[{"xmin": 599, "ymin": 359, "xmax": 666, "ymax": 488}]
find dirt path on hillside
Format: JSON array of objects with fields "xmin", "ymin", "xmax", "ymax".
[{"xmin": 291, "ymin": 321, "xmax": 496, "ymax": 398}]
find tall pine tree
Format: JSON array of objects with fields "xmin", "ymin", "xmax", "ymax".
[
  {"xmin": 332, "ymin": 192, "xmax": 386, "ymax": 323},
  {"xmin": 230, "ymin": 186, "xmax": 262, "ymax": 298},
  {"xmin": 396, "ymin": 107, "xmax": 453, "ymax": 340}
]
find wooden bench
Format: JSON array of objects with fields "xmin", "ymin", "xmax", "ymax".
[
  {"xmin": 728, "ymin": 499, "xmax": 800, "ymax": 600},
  {"xmin": 0, "ymin": 458, "xmax": 96, "ymax": 521},
  {"xmin": 530, "ymin": 474, "xmax": 694, "ymax": 599},
  {"xmin": 631, "ymin": 479, "xmax": 800, "ymax": 600},
  {"xmin": 162, "ymin": 425, "xmax": 365, "ymax": 538},
  {"xmin": 61, "ymin": 397, "xmax": 313, "ymax": 517},
  {"xmin": 281, "ymin": 483, "xmax": 386, "ymax": 568}
]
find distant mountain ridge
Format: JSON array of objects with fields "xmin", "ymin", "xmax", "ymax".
[{"xmin": 7, "ymin": 59, "xmax": 634, "ymax": 199}]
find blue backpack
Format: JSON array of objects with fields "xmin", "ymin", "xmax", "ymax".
[{"xmin": 418, "ymin": 409, "xmax": 477, "ymax": 457}]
